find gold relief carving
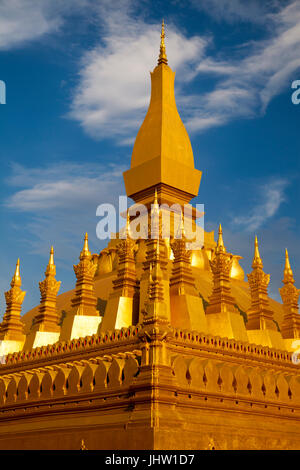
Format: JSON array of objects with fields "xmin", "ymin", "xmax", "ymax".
[
  {"xmin": 280, "ymin": 283, "xmax": 300, "ymax": 306},
  {"xmin": 4, "ymin": 287, "xmax": 26, "ymax": 306},
  {"xmin": 39, "ymin": 277, "xmax": 61, "ymax": 298},
  {"xmin": 206, "ymin": 438, "xmax": 216, "ymax": 450},
  {"xmin": 80, "ymin": 439, "xmax": 88, "ymax": 450},
  {"xmin": 210, "ymin": 253, "xmax": 233, "ymax": 277},
  {"xmin": 247, "ymin": 269, "xmax": 270, "ymax": 290},
  {"xmin": 73, "ymin": 259, "xmax": 97, "ymax": 279}
]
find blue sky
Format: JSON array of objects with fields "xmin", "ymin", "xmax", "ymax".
[{"xmin": 0, "ymin": 0, "xmax": 299, "ymax": 315}]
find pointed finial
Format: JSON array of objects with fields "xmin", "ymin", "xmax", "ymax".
[
  {"xmin": 176, "ymin": 213, "xmax": 186, "ymax": 239},
  {"xmin": 158, "ymin": 19, "xmax": 168, "ymax": 65},
  {"xmin": 125, "ymin": 210, "xmax": 131, "ymax": 238},
  {"xmin": 11, "ymin": 258, "xmax": 21, "ymax": 287},
  {"xmin": 283, "ymin": 248, "xmax": 294, "ymax": 283},
  {"xmin": 49, "ymin": 246, "xmax": 54, "ymax": 265},
  {"xmin": 45, "ymin": 245, "xmax": 56, "ymax": 276},
  {"xmin": 151, "ymin": 187, "xmax": 159, "ymax": 214},
  {"xmin": 154, "ymin": 187, "xmax": 158, "ymax": 205},
  {"xmin": 80, "ymin": 232, "xmax": 91, "ymax": 259},
  {"xmin": 252, "ymin": 235, "xmax": 263, "ymax": 268},
  {"xmin": 216, "ymin": 224, "xmax": 225, "ymax": 252}
]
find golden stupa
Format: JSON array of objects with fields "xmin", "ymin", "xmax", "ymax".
[{"xmin": 0, "ymin": 22, "xmax": 300, "ymax": 450}]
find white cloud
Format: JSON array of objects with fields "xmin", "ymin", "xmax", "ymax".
[
  {"xmin": 232, "ymin": 179, "xmax": 289, "ymax": 231},
  {"xmin": 190, "ymin": 0, "xmax": 278, "ymax": 24},
  {"xmin": 193, "ymin": 1, "xmax": 300, "ymax": 123},
  {"xmin": 69, "ymin": 8, "xmax": 207, "ymax": 140},
  {"xmin": 0, "ymin": 0, "xmax": 91, "ymax": 50},
  {"xmin": 5, "ymin": 162, "xmax": 124, "ymax": 211},
  {"xmin": 4, "ymin": 161, "xmax": 127, "ymax": 261},
  {"xmin": 0, "ymin": 0, "xmax": 62, "ymax": 49}
]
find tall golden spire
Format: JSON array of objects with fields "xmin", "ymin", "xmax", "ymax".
[
  {"xmin": 0, "ymin": 259, "xmax": 26, "ymax": 342},
  {"xmin": 45, "ymin": 246, "xmax": 56, "ymax": 277},
  {"xmin": 252, "ymin": 235, "xmax": 263, "ymax": 269},
  {"xmin": 246, "ymin": 236, "xmax": 275, "ymax": 332},
  {"xmin": 158, "ymin": 19, "xmax": 168, "ymax": 65},
  {"xmin": 206, "ymin": 228, "xmax": 237, "ymax": 317},
  {"xmin": 30, "ymin": 246, "xmax": 61, "ymax": 335},
  {"xmin": 11, "ymin": 258, "xmax": 21, "ymax": 287},
  {"xmin": 80, "ymin": 232, "xmax": 91, "ymax": 259},
  {"xmin": 101, "ymin": 214, "xmax": 139, "ymax": 331},
  {"xmin": 279, "ymin": 249, "xmax": 300, "ymax": 339},
  {"xmin": 216, "ymin": 224, "xmax": 225, "ymax": 253},
  {"xmin": 125, "ymin": 210, "xmax": 131, "ymax": 238},
  {"xmin": 71, "ymin": 233, "xmax": 98, "ymax": 316},
  {"xmin": 123, "ymin": 20, "xmax": 201, "ymax": 207},
  {"xmin": 283, "ymin": 248, "xmax": 294, "ymax": 283}
]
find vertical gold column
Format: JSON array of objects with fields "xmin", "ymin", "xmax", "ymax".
[
  {"xmin": 101, "ymin": 214, "xmax": 139, "ymax": 331},
  {"xmin": 60, "ymin": 234, "xmax": 101, "ymax": 341},
  {"xmin": 71, "ymin": 233, "xmax": 98, "ymax": 316},
  {"xmin": 138, "ymin": 190, "xmax": 170, "ymax": 323},
  {"xmin": 205, "ymin": 225, "xmax": 248, "ymax": 341},
  {"xmin": 279, "ymin": 249, "xmax": 300, "ymax": 349},
  {"xmin": 170, "ymin": 220, "xmax": 207, "ymax": 331},
  {"xmin": 0, "ymin": 259, "xmax": 26, "ymax": 354},
  {"xmin": 24, "ymin": 247, "xmax": 61, "ymax": 350},
  {"xmin": 246, "ymin": 237, "xmax": 284, "ymax": 349}
]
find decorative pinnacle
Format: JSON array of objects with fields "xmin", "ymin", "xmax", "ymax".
[
  {"xmin": 252, "ymin": 235, "xmax": 263, "ymax": 269},
  {"xmin": 80, "ymin": 232, "xmax": 91, "ymax": 259},
  {"xmin": 158, "ymin": 19, "xmax": 168, "ymax": 65},
  {"xmin": 154, "ymin": 187, "xmax": 158, "ymax": 205},
  {"xmin": 176, "ymin": 213, "xmax": 186, "ymax": 239},
  {"xmin": 49, "ymin": 246, "xmax": 54, "ymax": 265},
  {"xmin": 151, "ymin": 187, "xmax": 160, "ymax": 214},
  {"xmin": 11, "ymin": 258, "xmax": 21, "ymax": 287},
  {"xmin": 216, "ymin": 224, "xmax": 226, "ymax": 252},
  {"xmin": 45, "ymin": 246, "xmax": 56, "ymax": 276},
  {"xmin": 125, "ymin": 211, "xmax": 131, "ymax": 238},
  {"xmin": 283, "ymin": 248, "xmax": 294, "ymax": 283}
]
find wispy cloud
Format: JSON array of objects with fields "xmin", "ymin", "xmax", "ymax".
[
  {"xmin": 69, "ymin": 4, "xmax": 207, "ymax": 141},
  {"xmin": 4, "ymin": 162, "xmax": 126, "ymax": 261},
  {"xmin": 0, "ymin": 0, "xmax": 90, "ymax": 50},
  {"xmin": 232, "ymin": 179, "xmax": 289, "ymax": 231},
  {"xmin": 189, "ymin": 0, "xmax": 279, "ymax": 24}
]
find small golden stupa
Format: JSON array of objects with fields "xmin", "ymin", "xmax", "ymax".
[{"xmin": 0, "ymin": 22, "xmax": 299, "ymax": 450}]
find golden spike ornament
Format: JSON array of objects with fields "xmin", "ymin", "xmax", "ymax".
[
  {"xmin": 246, "ymin": 236, "xmax": 275, "ymax": 331},
  {"xmin": 33, "ymin": 246, "xmax": 61, "ymax": 332},
  {"xmin": 80, "ymin": 232, "xmax": 91, "ymax": 259},
  {"xmin": 279, "ymin": 249, "xmax": 300, "ymax": 339},
  {"xmin": 216, "ymin": 223, "xmax": 225, "ymax": 253},
  {"xmin": 283, "ymin": 248, "xmax": 295, "ymax": 283},
  {"xmin": 71, "ymin": 233, "xmax": 98, "ymax": 316},
  {"xmin": 206, "ymin": 225, "xmax": 237, "ymax": 315},
  {"xmin": 252, "ymin": 235, "xmax": 263, "ymax": 269},
  {"xmin": 158, "ymin": 19, "xmax": 168, "ymax": 66},
  {"xmin": 0, "ymin": 259, "xmax": 26, "ymax": 341}
]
